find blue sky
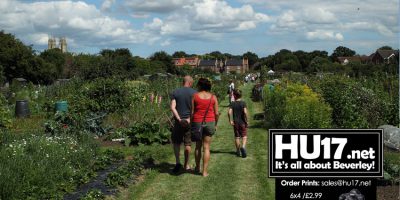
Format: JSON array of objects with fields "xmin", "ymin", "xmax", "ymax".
[{"xmin": 0, "ymin": 0, "xmax": 398, "ymax": 58}]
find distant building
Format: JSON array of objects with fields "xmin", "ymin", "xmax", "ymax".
[
  {"xmin": 48, "ymin": 37, "xmax": 57, "ymax": 49},
  {"xmin": 370, "ymin": 50, "xmax": 399, "ymax": 64},
  {"xmin": 60, "ymin": 37, "xmax": 67, "ymax": 53},
  {"xmin": 48, "ymin": 36, "xmax": 67, "ymax": 53},
  {"xmin": 172, "ymin": 57, "xmax": 199, "ymax": 68},
  {"xmin": 172, "ymin": 57, "xmax": 249, "ymax": 74},
  {"xmin": 198, "ymin": 59, "xmax": 222, "ymax": 73},
  {"xmin": 337, "ymin": 56, "xmax": 362, "ymax": 65},
  {"xmin": 224, "ymin": 58, "xmax": 249, "ymax": 74}
]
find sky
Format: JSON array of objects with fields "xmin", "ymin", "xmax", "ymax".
[{"xmin": 0, "ymin": 0, "xmax": 398, "ymax": 58}]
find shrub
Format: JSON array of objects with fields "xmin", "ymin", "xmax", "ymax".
[
  {"xmin": 82, "ymin": 78, "xmax": 131, "ymax": 113},
  {"xmin": 263, "ymin": 85, "xmax": 286, "ymax": 128},
  {"xmin": 264, "ymin": 83, "xmax": 332, "ymax": 128},
  {"xmin": 318, "ymin": 77, "xmax": 390, "ymax": 128},
  {"xmin": 283, "ymin": 95, "xmax": 332, "ymax": 128}
]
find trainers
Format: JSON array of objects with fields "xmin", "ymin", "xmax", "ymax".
[
  {"xmin": 172, "ymin": 163, "xmax": 182, "ymax": 173},
  {"xmin": 236, "ymin": 149, "xmax": 241, "ymax": 157},
  {"xmin": 240, "ymin": 147, "xmax": 247, "ymax": 158}
]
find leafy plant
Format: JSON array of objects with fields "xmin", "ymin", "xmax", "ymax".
[
  {"xmin": 122, "ymin": 122, "xmax": 170, "ymax": 145},
  {"xmin": 80, "ymin": 189, "xmax": 105, "ymax": 200},
  {"xmin": 105, "ymin": 160, "xmax": 143, "ymax": 187},
  {"xmin": 0, "ymin": 93, "xmax": 12, "ymax": 129},
  {"xmin": 263, "ymin": 83, "xmax": 332, "ymax": 128},
  {"xmin": 44, "ymin": 111, "xmax": 110, "ymax": 137}
]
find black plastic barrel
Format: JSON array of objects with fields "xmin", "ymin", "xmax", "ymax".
[{"xmin": 15, "ymin": 100, "xmax": 30, "ymax": 118}]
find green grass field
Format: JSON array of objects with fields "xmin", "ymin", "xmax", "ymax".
[{"xmin": 115, "ymin": 84, "xmax": 275, "ymax": 200}]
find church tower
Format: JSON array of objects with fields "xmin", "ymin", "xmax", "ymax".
[
  {"xmin": 60, "ymin": 37, "xmax": 67, "ymax": 53},
  {"xmin": 48, "ymin": 36, "xmax": 56, "ymax": 49}
]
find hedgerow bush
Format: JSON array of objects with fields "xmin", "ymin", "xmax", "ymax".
[
  {"xmin": 264, "ymin": 83, "xmax": 332, "ymax": 128},
  {"xmin": 317, "ymin": 77, "xmax": 391, "ymax": 128},
  {"xmin": 263, "ymin": 85, "xmax": 286, "ymax": 128}
]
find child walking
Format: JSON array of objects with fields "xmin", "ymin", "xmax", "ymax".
[{"xmin": 228, "ymin": 89, "xmax": 249, "ymax": 158}]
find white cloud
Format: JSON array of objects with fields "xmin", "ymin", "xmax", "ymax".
[
  {"xmin": 306, "ymin": 30, "xmax": 344, "ymax": 41},
  {"xmin": 341, "ymin": 22, "xmax": 395, "ymax": 36},
  {"xmin": 101, "ymin": 0, "xmax": 116, "ymax": 11},
  {"xmin": 0, "ymin": 0, "xmax": 159, "ymax": 48},
  {"xmin": 123, "ymin": 0, "xmax": 192, "ymax": 13},
  {"xmin": 144, "ymin": 0, "xmax": 270, "ymax": 40},
  {"xmin": 267, "ymin": 0, "xmax": 398, "ymax": 46},
  {"xmin": 303, "ymin": 7, "xmax": 337, "ymax": 24},
  {"xmin": 161, "ymin": 39, "xmax": 171, "ymax": 46},
  {"xmin": 273, "ymin": 7, "xmax": 337, "ymax": 32},
  {"xmin": 0, "ymin": 0, "xmax": 271, "ymax": 49},
  {"xmin": 136, "ymin": 0, "xmax": 270, "ymax": 41},
  {"xmin": 189, "ymin": 1, "xmax": 270, "ymax": 31},
  {"xmin": 130, "ymin": 13, "xmax": 150, "ymax": 19},
  {"xmin": 0, "ymin": 0, "xmax": 397, "ymax": 56}
]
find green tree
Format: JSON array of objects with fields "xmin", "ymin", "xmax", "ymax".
[
  {"xmin": 273, "ymin": 49, "xmax": 301, "ymax": 71},
  {"xmin": 0, "ymin": 31, "xmax": 35, "ymax": 81},
  {"xmin": 243, "ymin": 51, "xmax": 259, "ymax": 68},
  {"xmin": 293, "ymin": 50, "xmax": 310, "ymax": 72},
  {"xmin": 378, "ymin": 46, "xmax": 393, "ymax": 50},
  {"xmin": 27, "ymin": 57, "xmax": 59, "ymax": 84},
  {"xmin": 72, "ymin": 54, "xmax": 103, "ymax": 80},
  {"xmin": 149, "ymin": 51, "xmax": 176, "ymax": 74},
  {"xmin": 331, "ymin": 46, "xmax": 356, "ymax": 61},
  {"xmin": 172, "ymin": 51, "xmax": 189, "ymax": 58},
  {"xmin": 39, "ymin": 48, "xmax": 65, "ymax": 77},
  {"xmin": 260, "ymin": 55, "xmax": 275, "ymax": 70},
  {"xmin": 307, "ymin": 56, "xmax": 332, "ymax": 73},
  {"xmin": 98, "ymin": 48, "xmax": 135, "ymax": 78},
  {"xmin": 208, "ymin": 51, "xmax": 224, "ymax": 60},
  {"xmin": 310, "ymin": 50, "xmax": 329, "ymax": 59}
]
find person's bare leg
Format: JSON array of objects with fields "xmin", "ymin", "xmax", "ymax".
[
  {"xmin": 184, "ymin": 145, "xmax": 191, "ymax": 170},
  {"xmin": 235, "ymin": 138, "xmax": 241, "ymax": 150},
  {"xmin": 242, "ymin": 137, "xmax": 247, "ymax": 149},
  {"xmin": 241, "ymin": 136, "xmax": 248, "ymax": 158},
  {"xmin": 195, "ymin": 141, "xmax": 202, "ymax": 172},
  {"xmin": 173, "ymin": 143, "xmax": 180, "ymax": 165},
  {"xmin": 202, "ymin": 136, "xmax": 212, "ymax": 177}
]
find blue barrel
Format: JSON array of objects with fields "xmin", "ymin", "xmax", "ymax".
[
  {"xmin": 55, "ymin": 101, "xmax": 68, "ymax": 112},
  {"xmin": 15, "ymin": 100, "xmax": 30, "ymax": 118}
]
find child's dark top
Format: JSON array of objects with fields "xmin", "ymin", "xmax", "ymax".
[{"xmin": 230, "ymin": 100, "xmax": 247, "ymax": 125}]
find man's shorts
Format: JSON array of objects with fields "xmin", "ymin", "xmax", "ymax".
[
  {"xmin": 234, "ymin": 124, "xmax": 247, "ymax": 138},
  {"xmin": 171, "ymin": 120, "xmax": 191, "ymax": 146}
]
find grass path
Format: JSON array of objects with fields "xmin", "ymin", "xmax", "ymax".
[{"xmin": 116, "ymin": 84, "xmax": 275, "ymax": 200}]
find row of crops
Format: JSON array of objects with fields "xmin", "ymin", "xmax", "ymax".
[{"xmin": 0, "ymin": 75, "xmax": 234, "ymax": 199}]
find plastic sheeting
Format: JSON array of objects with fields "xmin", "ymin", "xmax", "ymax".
[{"xmin": 379, "ymin": 125, "xmax": 400, "ymax": 151}]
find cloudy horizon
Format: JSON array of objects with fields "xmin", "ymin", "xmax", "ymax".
[{"xmin": 0, "ymin": 0, "xmax": 398, "ymax": 57}]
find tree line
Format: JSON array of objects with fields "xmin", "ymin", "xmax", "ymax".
[
  {"xmin": 259, "ymin": 46, "xmax": 398, "ymax": 76},
  {"xmin": 0, "ymin": 31, "xmax": 397, "ymax": 85}
]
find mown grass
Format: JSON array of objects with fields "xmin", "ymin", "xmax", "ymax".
[{"xmin": 113, "ymin": 83, "xmax": 275, "ymax": 200}]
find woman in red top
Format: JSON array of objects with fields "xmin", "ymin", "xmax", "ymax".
[{"xmin": 191, "ymin": 78, "xmax": 219, "ymax": 177}]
